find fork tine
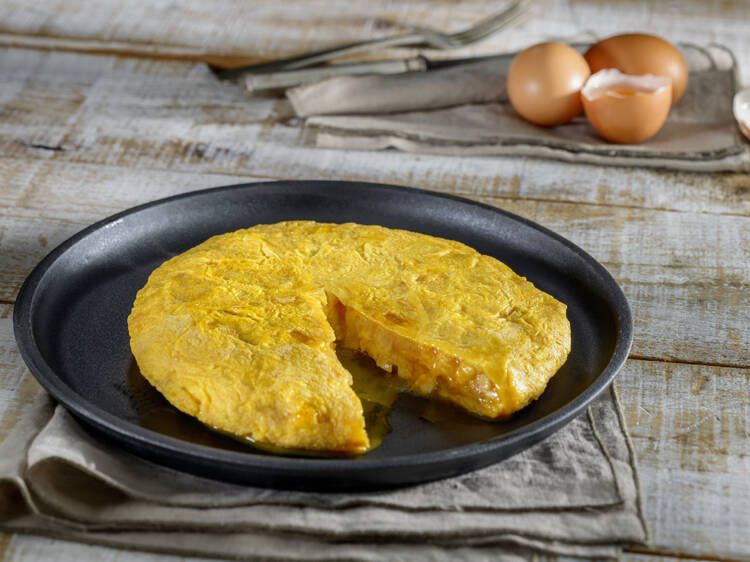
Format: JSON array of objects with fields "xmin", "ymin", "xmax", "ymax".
[
  {"xmin": 451, "ymin": 14, "xmax": 524, "ymax": 45},
  {"xmin": 451, "ymin": 0, "xmax": 529, "ymax": 43},
  {"xmin": 219, "ymin": 0, "xmax": 529, "ymax": 79},
  {"xmin": 470, "ymin": 8, "xmax": 528, "ymax": 42},
  {"xmin": 455, "ymin": 3, "xmax": 526, "ymax": 41}
]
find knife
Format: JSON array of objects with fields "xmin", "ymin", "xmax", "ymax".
[{"xmin": 240, "ymin": 53, "xmax": 513, "ymax": 93}]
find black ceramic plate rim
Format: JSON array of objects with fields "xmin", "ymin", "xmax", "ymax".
[{"xmin": 13, "ymin": 180, "xmax": 633, "ymax": 474}]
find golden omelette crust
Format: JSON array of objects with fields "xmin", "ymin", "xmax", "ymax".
[{"xmin": 128, "ymin": 222, "xmax": 571, "ymax": 453}]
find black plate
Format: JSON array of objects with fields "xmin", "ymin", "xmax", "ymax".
[{"xmin": 13, "ymin": 181, "xmax": 632, "ymax": 491}]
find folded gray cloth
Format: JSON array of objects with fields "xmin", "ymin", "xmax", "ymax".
[
  {"xmin": 0, "ymin": 383, "xmax": 648, "ymax": 560},
  {"xmin": 288, "ymin": 44, "xmax": 750, "ymax": 172}
]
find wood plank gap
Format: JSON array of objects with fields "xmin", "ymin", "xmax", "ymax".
[
  {"xmin": 599, "ymin": 261, "xmax": 749, "ymax": 272},
  {"xmin": 483, "ymin": 194, "xmax": 750, "ymax": 219},
  {"xmin": 0, "ymin": 153, "xmax": 287, "ymax": 184},
  {"xmin": 624, "ymin": 546, "xmax": 746, "ymax": 562},
  {"xmin": 0, "ymin": 32, "xmax": 264, "ymax": 69},
  {"xmin": 0, "ymin": 299, "xmax": 15, "ymax": 306},
  {"xmin": 629, "ymin": 354, "xmax": 749, "ymax": 370}
]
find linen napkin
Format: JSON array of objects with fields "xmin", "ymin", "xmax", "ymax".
[
  {"xmin": 0, "ymin": 380, "xmax": 649, "ymax": 560},
  {"xmin": 287, "ymin": 44, "xmax": 750, "ymax": 172}
]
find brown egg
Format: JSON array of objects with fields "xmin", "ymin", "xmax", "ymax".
[
  {"xmin": 507, "ymin": 42, "xmax": 591, "ymax": 127},
  {"xmin": 584, "ymin": 33, "xmax": 688, "ymax": 104},
  {"xmin": 581, "ymin": 70, "xmax": 672, "ymax": 144}
]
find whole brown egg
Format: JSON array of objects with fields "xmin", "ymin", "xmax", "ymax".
[
  {"xmin": 584, "ymin": 34, "xmax": 688, "ymax": 104},
  {"xmin": 507, "ymin": 41, "xmax": 591, "ymax": 127}
]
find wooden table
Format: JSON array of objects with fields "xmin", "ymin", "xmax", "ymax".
[{"xmin": 0, "ymin": 1, "xmax": 748, "ymax": 560}]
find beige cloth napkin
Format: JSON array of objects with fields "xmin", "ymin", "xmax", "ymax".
[
  {"xmin": 288, "ymin": 45, "xmax": 750, "ymax": 172},
  {"xmin": 0, "ymin": 384, "xmax": 648, "ymax": 560}
]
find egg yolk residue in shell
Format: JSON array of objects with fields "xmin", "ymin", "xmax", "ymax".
[{"xmin": 581, "ymin": 69, "xmax": 672, "ymax": 144}]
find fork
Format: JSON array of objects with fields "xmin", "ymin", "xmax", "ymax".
[{"xmin": 218, "ymin": 0, "xmax": 529, "ymax": 81}]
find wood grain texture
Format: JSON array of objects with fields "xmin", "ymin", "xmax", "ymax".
[
  {"xmin": 3, "ymin": 157, "xmax": 746, "ymax": 366},
  {"xmin": 0, "ymin": 0, "xmax": 748, "ymax": 85},
  {"xmin": 617, "ymin": 360, "xmax": 749, "ymax": 557},
  {"xmin": 0, "ymin": 49, "xmax": 750, "ymax": 216},
  {"xmin": 0, "ymin": 319, "xmax": 43, "ymax": 442},
  {"xmin": 484, "ymin": 197, "xmax": 749, "ymax": 366},
  {"xmin": 0, "ymin": 48, "xmax": 748, "ymax": 219}
]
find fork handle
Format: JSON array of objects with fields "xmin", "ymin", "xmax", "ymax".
[{"xmin": 218, "ymin": 33, "xmax": 428, "ymax": 81}]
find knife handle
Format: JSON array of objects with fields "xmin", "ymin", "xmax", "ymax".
[{"xmin": 241, "ymin": 57, "xmax": 428, "ymax": 93}]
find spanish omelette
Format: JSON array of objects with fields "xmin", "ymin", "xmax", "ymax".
[{"xmin": 128, "ymin": 221, "xmax": 571, "ymax": 454}]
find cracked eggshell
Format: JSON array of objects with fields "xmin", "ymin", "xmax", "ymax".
[{"xmin": 582, "ymin": 69, "xmax": 672, "ymax": 144}]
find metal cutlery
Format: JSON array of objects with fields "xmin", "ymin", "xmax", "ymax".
[{"xmin": 219, "ymin": 0, "xmax": 529, "ymax": 81}]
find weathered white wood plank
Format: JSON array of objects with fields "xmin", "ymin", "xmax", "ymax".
[
  {"xmin": 0, "ymin": 0, "xmax": 748, "ymax": 84},
  {"xmin": 0, "ymin": 162, "xmax": 264, "ymax": 304},
  {"xmin": 0, "ymin": 159, "xmax": 747, "ymax": 367},
  {"xmin": 0, "ymin": 319, "xmax": 43, "ymax": 441},
  {"xmin": 635, "ymin": 467, "xmax": 750, "ymax": 559},
  {"xmin": 605, "ymin": 263, "xmax": 748, "ymax": 365},
  {"xmin": 234, "ymin": 143, "xmax": 750, "ymax": 218},
  {"xmin": 0, "ymin": 48, "xmax": 748, "ymax": 218},
  {"xmin": 0, "ymin": 212, "xmax": 85, "ymax": 303},
  {"xmin": 0, "ymin": 158, "xmax": 267, "ymax": 218},
  {"xmin": 483, "ymin": 197, "xmax": 749, "ymax": 366},
  {"xmin": 618, "ymin": 360, "xmax": 749, "ymax": 557}
]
